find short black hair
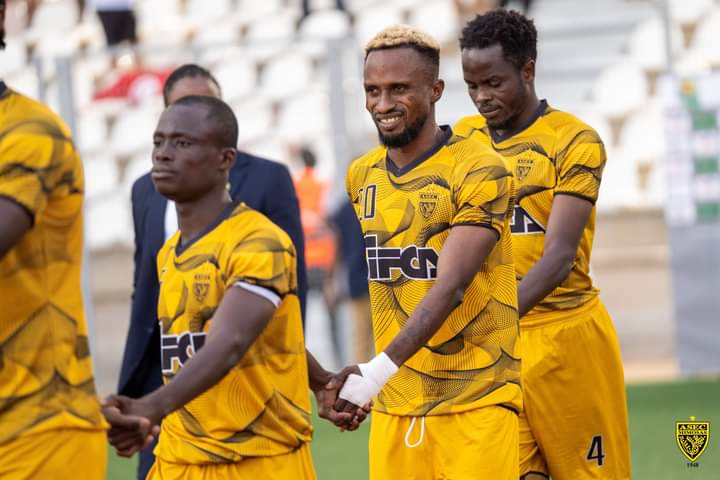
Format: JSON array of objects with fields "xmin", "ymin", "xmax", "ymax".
[
  {"xmin": 163, "ymin": 64, "xmax": 221, "ymax": 106},
  {"xmin": 172, "ymin": 95, "xmax": 238, "ymax": 149},
  {"xmin": 459, "ymin": 9, "xmax": 537, "ymax": 70}
]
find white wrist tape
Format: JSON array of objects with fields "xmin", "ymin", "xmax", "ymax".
[{"xmin": 338, "ymin": 352, "xmax": 399, "ymax": 407}]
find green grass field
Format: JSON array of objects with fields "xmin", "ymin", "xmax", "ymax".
[{"xmin": 108, "ymin": 377, "xmax": 720, "ymax": 479}]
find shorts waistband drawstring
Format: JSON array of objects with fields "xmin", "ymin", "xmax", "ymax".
[{"xmin": 404, "ymin": 416, "xmax": 425, "ymax": 448}]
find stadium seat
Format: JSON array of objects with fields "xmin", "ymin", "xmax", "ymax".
[
  {"xmin": 232, "ymin": 97, "xmax": 274, "ymax": 145},
  {"xmin": 619, "ymin": 101, "xmax": 666, "ymax": 171},
  {"xmin": 244, "ymin": 11, "xmax": 297, "ymax": 61},
  {"xmin": 213, "ymin": 59, "xmax": 257, "ymax": 102},
  {"xmin": 574, "ymin": 107, "xmax": 614, "ymax": 149},
  {"xmin": 77, "ymin": 110, "xmax": 109, "ymax": 154},
  {"xmin": 669, "ymin": 0, "xmax": 713, "ymax": 27},
  {"xmin": 597, "ymin": 147, "xmax": 641, "ymax": 211},
  {"xmin": 591, "ymin": 61, "xmax": 648, "ymax": 119},
  {"xmin": 84, "ymin": 156, "xmax": 120, "ymax": 200},
  {"xmin": 124, "ymin": 150, "xmax": 153, "ymax": 193},
  {"xmin": 354, "ymin": 5, "xmax": 405, "ymax": 47},
  {"xmin": 192, "ymin": 20, "xmax": 240, "ymax": 48},
  {"xmin": 276, "ymin": 89, "xmax": 330, "ymax": 141},
  {"xmin": 691, "ymin": 8, "xmax": 720, "ymax": 66},
  {"xmin": 5, "ymin": 68, "xmax": 39, "ymax": 99},
  {"xmin": 138, "ymin": 15, "xmax": 191, "ymax": 48},
  {"xmin": 237, "ymin": 0, "xmax": 284, "ymax": 20},
  {"xmin": 86, "ymin": 191, "xmax": 133, "ymax": 250},
  {"xmin": 260, "ymin": 52, "xmax": 314, "ymax": 100},
  {"xmin": 186, "ymin": 0, "xmax": 233, "ymax": 22},
  {"xmin": 110, "ymin": 104, "xmax": 163, "ymax": 158},
  {"xmin": 243, "ymin": 138, "xmax": 289, "ymax": 166},
  {"xmin": 628, "ymin": 17, "xmax": 683, "ymax": 73},
  {"xmin": 299, "ymin": 10, "xmax": 351, "ymax": 40},
  {"xmin": 674, "ymin": 48, "xmax": 712, "ymax": 77},
  {"xmin": 26, "ymin": 0, "xmax": 77, "ymax": 35},
  {"xmin": 408, "ymin": 0, "xmax": 458, "ymax": 45},
  {"xmin": 136, "ymin": 0, "xmax": 182, "ymax": 20}
]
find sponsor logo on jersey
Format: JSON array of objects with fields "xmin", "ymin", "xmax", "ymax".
[
  {"xmin": 161, "ymin": 330, "xmax": 207, "ymax": 374},
  {"xmin": 365, "ymin": 234, "xmax": 438, "ymax": 281},
  {"xmin": 676, "ymin": 417, "xmax": 710, "ymax": 462},
  {"xmin": 510, "ymin": 205, "xmax": 545, "ymax": 235}
]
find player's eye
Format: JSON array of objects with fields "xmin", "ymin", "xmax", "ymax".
[
  {"xmin": 393, "ymin": 85, "xmax": 406, "ymax": 93},
  {"xmin": 175, "ymin": 139, "xmax": 191, "ymax": 148}
]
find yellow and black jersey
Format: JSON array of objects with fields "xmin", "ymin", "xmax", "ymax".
[
  {"xmin": 0, "ymin": 84, "xmax": 105, "ymax": 444},
  {"xmin": 455, "ymin": 101, "xmax": 606, "ymax": 315},
  {"xmin": 155, "ymin": 202, "xmax": 312, "ymax": 464},
  {"xmin": 346, "ymin": 126, "xmax": 521, "ymax": 417}
]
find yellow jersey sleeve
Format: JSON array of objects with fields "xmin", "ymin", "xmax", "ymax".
[
  {"xmin": 226, "ymin": 222, "xmax": 296, "ymax": 297},
  {"xmin": 555, "ymin": 128, "xmax": 606, "ymax": 204},
  {"xmin": 0, "ymin": 121, "xmax": 79, "ymax": 218},
  {"xmin": 451, "ymin": 154, "xmax": 513, "ymax": 237}
]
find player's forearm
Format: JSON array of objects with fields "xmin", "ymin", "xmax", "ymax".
[
  {"xmin": 384, "ymin": 281, "xmax": 463, "ymax": 366},
  {"xmin": 517, "ymin": 248, "xmax": 574, "ymax": 316},
  {"xmin": 143, "ymin": 332, "xmax": 254, "ymax": 421}
]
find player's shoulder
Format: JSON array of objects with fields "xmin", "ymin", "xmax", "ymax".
[
  {"xmin": 542, "ymin": 106, "xmax": 602, "ymax": 144},
  {"xmin": 447, "ymin": 127, "xmax": 508, "ymax": 169},
  {"xmin": 1, "ymin": 88, "xmax": 73, "ymax": 142},
  {"xmin": 453, "ymin": 114, "xmax": 489, "ymax": 138},
  {"xmin": 225, "ymin": 202, "xmax": 292, "ymax": 247}
]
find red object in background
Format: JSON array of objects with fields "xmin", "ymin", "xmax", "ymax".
[{"xmin": 93, "ymin": 68, "xmax": 173, "ymax": 103}]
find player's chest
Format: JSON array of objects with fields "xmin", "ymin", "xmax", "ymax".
[
  {"xmin": 159, "ymin": 254, "xmax": 225, "ymax": 333},
  {"xmin": 502, "ymin": 147, "xmax": 558, "ymax": 190},
  {"xmin": 355, "ymin": 174, "xmax": 453, "ymax": 235}
]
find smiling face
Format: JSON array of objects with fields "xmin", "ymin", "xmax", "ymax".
[
  {"xmin": 151, "ymin": 103, "xmax": 233, "ymax": 202},
  {"xmin": 364, "ymin": 47, "xmax": 443, "ymax": 149},
  {"xmin": 461, "ymin": 44, "xmax": 535, "ymax": 131}
]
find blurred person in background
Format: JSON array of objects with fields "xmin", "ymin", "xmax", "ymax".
[
  {"xmin": 293, "ymin": 145, "xmax": 342, "ymax": 365},
  {"xmin": 456, "ymin": 9, "xmax": 629, "ymax": 479},
  {"xmin": 0, "ymin": 1, "xmax": 109, "ymax": 476},
  {"xmin": 118, "ymin": 63, "xmax": 307, "ymax": 480},
  {"xmin": 91, "ymin": 0, "xmax": 137, "ymax": 47},
  {"xmin": 325, "ymin": 199, "xmax": 373, "ymax": 365}
]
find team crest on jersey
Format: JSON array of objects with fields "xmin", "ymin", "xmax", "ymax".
[
  {"xmin": 193, "ymin": 273, "xmax": 211, "ymax": 302},
  {"xmin": 515, "ymin": 158, "xmax": 534, "ymax": 181},
  {"xmin": 365, "ymin": 234, "xmax": 438, "ymax": 281},
  {"xmin": 419, "ymin": 192, "xmax": 438, "ymax": 219},
  {"xmin": 676, "ymin": 417, "xmax": 710, "ymax": 462}
]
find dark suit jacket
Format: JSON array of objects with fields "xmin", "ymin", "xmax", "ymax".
[{"xmin": 117, "ymin": 152, "xmax": 307, "ymax": 397}]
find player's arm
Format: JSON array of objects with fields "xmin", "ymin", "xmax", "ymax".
[
  {"xmin": 0, "ymin": 197, "xmax": 32, "ymax": 259},
  {"xmin": 105, "ymin": 285, "xmax": 275, "ymax": 456},
  {"xmin": 333, "ymin": 225, "xmax": 499, "ymax": 412},
  {"xmin": 516, "ymin": 194, "xmax": 592, "ymax": 317}
]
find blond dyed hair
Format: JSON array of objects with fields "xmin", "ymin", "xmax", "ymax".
[{"xmin": 364, "ymin": 25, "xmax": 441, "ymax": 76}]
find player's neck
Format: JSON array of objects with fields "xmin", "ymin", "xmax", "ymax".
[
  {"xmin": 175, "ymin": 187, "xmax": 232, "ymax": 245},
  {"xmin": 493, "ymin": 95, "xmax": 541, "ymax": 138},
  {"xmin": 388, "ymin": 119, "xmax": 442, "ymax": 169}
]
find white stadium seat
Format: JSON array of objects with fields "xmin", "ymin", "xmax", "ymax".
[
  {"xmin": 86, "ymin": 191, "xmax": 133, "ymax": 250},
  {"xmin": 691, "ymin": 8, "xmax": 720, "ymax": 66},
  {"xmin": 110, "ymin": 104, "xmax": 162, "ymax": 158},
  {"xmin": 260, "ymin": 52, "xmax": 314, "ymax": 100},
  {"xmin": 355, "ymin": 5, "xmax": 404, "ymax": 47},
  {"xmin": 669, "ymin": 0, "xmax": 714, "ymax": 27},
  {"xmin": 597, "ymin": 147, "xmax": 641, "ymax": 211},
  {"xmin": 84, "ymin": 156, "xmax": 120, "ymax": 200},
  {"xmin": 628, "ymin": 18, "xmax": 683, "ymax": 72},
  {"xmin": 276, "ymin": 89, "xmax": 330, "ymax": 141},
  {"xmin": 591, "ymin": 60, "xmax": 648, "ymax": 119},
  {"xmin": 299, "ymin": 10, "xmax": 351, "ymax": 40},
  {"xmin": 619, "ymin": 101, "xmax": 666, "ymax": 167},
  {"xmin": 408, "ymin": 0, "xmax": 458, "ymax": 45},
  {"xmin": 77, "ymin": 110, "xmax": 109, "ymax": 155},
  {"xmin": 0, "ymin": 41, "xmax": 26, "ymax": 77},
  {"xmin": 232, "ymin": 97, "xmax": 274, "ymax": 145},
  {"xmin": 186, "ymin": 0, "xmax": 233, "ymax": 23},
  {"xmin": 124, "ymin": 150, "xmax": 153, "ymax": 193},
  {"xmin": 213, "ymin": 59, "xmax": 257, "ymax": 102}
]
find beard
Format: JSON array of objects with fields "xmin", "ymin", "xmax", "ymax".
[{"xmin": 376, "ymin": 113, "xmax": 427, "ymax": 148}]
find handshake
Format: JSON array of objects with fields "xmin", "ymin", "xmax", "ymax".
[{"xmin": 102, "ymin": 353, "xmax": 398, "ymax": 457}]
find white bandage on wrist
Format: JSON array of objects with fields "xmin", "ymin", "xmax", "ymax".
[{"xmin": 338, "ymin": 352, "xmax": 399, "ymax": 407}]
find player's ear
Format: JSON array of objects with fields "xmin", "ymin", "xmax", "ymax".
[
  {"xmin": 521, "ymin": 59, "xmax": 535, "ymax": 85},
  {"xmin": 431, "ymin": 78, "xmax": 444, "ymax": 105},
  {"xmin": 219, "ymin": 147, "xmax": 236, "ymax": 173}
]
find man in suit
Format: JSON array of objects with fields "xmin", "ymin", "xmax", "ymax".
[{"xmin": 117, "ymin": 64, "xmax": 308, "ymax": 479}]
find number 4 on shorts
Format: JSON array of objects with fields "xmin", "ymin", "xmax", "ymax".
[{"xmin": 586, "ymin": 435, "xmax": 605, "ymax": 466}]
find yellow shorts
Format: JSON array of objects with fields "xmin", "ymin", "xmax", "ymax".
[
  {"xmin": 519, "ymin": 297, "xmax": 630, "ymax": 479},
  {"xmin": 0, "ymin": 428, "xmax": 106, "ymax": 479},
  {"xmin": 147, "ymin": 442, "xmax": 316, "ymax": 480},
  {"xmin": 369, "ymin": 406, "xmax": 519, "ymax": 479}
]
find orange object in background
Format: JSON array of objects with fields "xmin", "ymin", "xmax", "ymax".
[{"xmin": 294, "ymin": 164, "xmax": 336, "ymax": 272}]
